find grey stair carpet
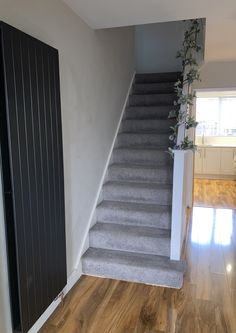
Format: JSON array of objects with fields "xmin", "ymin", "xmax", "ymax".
[
  {"xmin": 121, "ymin": 118, "xmax": 176, "ymax": 132},
  {"xmin": 83, "ymin": 248, "xmax": 186, "ymax": 288},
  {"xmin": 135, "ymin": 72, "xmax": 180, "ymax": 83},
  {"xmin": 108, "ymin": 163, "xmax": 173, "ymax": 183},
  {"xmin": 97, "ymin": 201, "xmax": 171, "ymax": 229},
  {"xmin": 112, "ymin": 146, "xmax": 172, "ymax": 165},
  {"xmin": 117, "ymin": 132, "xmax": 171, "ymax": 147},
  {"xmin": 129, "ymin": 93, "xmax": 177, "ymax": 107},
  {"xmin": 125, "ymin": 106, "xmax": 178, "ymax": 120},
  {"xmin": 82, "ymin": 72, "xmax": 186, "ymax": 289}
]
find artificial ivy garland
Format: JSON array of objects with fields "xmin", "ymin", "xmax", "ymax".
[{"xmin": 168, "ymin": 19, "xmax": 202, "ymax": 155}]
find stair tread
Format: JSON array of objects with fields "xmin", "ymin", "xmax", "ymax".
[
  {"xmin": 133, "ymin": 82, "xmax": 175, "ymax": 87},
  {"xmin": 82, "ymin": 247, "xmax": 185, "ymax": 288},
  {"xmin": 114, "ymin": 145, "xmax": 169, "ymax": 151},
  {"xmin": 123, "ymin": 118, "xmax": 173, "ymax": 122},
  {"xmin": 109, "ymin": 162, "xmax": 172, "ymax": 170},
  {"xmin": 83, "ymin": 247, "xmax": 186, "ymax": 273},
  {"xmin": 130, "ymin": 92, "xmax": 176, "ymax": 97},
  {"xmin": 135, "ymin": 72, "xmax": 181, "ymax": 84},
  {"xmin": 125, "ymin": 106, "xmax": 176, "ymax": 120},
  {"xmin": 126, "ymin": 105, "xmax": 174, "ymax": 110},
  {"xmin": 97, "ymin": 200, "xmax": 172, "ymax": 213},
  {"xmin": 104, "ymin": 180, "xmax": 172, "ymax": 189},
  {"xmin": 91, "ymin": 222, "xmax": 171, "ymax": 238},
  {"xmin": 119, "ymin": 130, "xmax": 170, "ymax": 134}
]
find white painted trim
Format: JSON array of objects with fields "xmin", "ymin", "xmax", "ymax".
[{"xmin": 75, "ymin": 71, "xmax": 136, "ymax": 268}]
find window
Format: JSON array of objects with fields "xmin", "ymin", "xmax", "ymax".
[{"xmin": 196, "ymin": 95, "xmax": 236, "ymax": 137}]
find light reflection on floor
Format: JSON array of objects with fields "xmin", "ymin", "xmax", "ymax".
[{"xmin": 191, "ymin": 206, "xmax": 233, "ymax": 246}]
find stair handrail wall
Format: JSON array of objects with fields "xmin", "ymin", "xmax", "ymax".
[{"xmin": 170, "ymin": 18, "xmax": 205, "ymax": 260}]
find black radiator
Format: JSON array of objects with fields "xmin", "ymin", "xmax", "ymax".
[{"xmin": 0, "ymin": 21, "xmax": 67, "ymax": 333}]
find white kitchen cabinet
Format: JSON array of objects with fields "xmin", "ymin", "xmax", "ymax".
[
  {"xmin": 194, "ymin": 147, "xmax": 236, "ymax": 177},
  {"xmin": 195, "ymin": 148, "xmax": 203, "ymax": 174},
  {"xmin": 202, "ymin": 148, "xmax": 221, "ymax": 174},
  {"xmin": 220, "ymin": 148, "xmax": 235, "ymax": 175}
]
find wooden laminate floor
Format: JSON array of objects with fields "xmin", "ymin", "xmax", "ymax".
[
  {"xmin": 40, "ymin": 179, "xmax": 236, "ymax": 333},
  {"xmin": 194, "ymin": 179, "xmax": 236, "ymax": 209}
]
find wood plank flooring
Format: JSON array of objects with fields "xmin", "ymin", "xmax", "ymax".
[
  {"xmin": 40, "ymin": 179, "xmax": 236, "ymax": 333},
  {"xmin": 194, "ymin": 179, "xmax": 236, "ymax": 208}
]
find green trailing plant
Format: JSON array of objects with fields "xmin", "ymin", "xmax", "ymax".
[{"xmin": 168, "ymin": 19, "xmax": 202, "ymax": 155}]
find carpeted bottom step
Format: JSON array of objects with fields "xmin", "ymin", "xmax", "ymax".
[{"xmin": 82, "ymin": 247, "xmax": 186, "ymax": 289}]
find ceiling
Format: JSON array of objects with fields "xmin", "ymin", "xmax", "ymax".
[{"xmin": 63, "ymin": 0, "xmax": 236, "ymax": 62}]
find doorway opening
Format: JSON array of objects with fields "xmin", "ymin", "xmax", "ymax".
[{"xmin": 193, "ymin": 89, "xmax": 236, "ymax": 235}]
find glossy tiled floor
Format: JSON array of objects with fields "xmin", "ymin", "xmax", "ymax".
[{"xmin": 40, "ymin": 179, "xmax": 236, "ymax": 333}]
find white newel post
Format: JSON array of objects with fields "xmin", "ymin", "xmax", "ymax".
[{"xmin": 170, "ymin": 150, "xmax": 188, "ymax": 260}]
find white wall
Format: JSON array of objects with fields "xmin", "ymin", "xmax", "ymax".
[
  {"xmin": 135, "ymin": 21, "xmax": 186, "ymax": 73},
  {"xmin": 0, "ymin": 0, "xmax": 134, "ymax": 330},
  {"xmin": 196, "ymin": 61, "xmax": 236, "ymax": 89}
]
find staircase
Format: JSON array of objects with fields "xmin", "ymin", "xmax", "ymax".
[{"xmin": 82, "ymin": 72, "xmax": 186, "ymax": 289}]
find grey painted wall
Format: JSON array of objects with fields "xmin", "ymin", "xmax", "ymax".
[
  {"xmin": 0, "ymin": 0, "xmax": 135, "ymax": 330},
  {"xmin": 135, "ymin": 21, "xmax": 186, "ymax": 73}
]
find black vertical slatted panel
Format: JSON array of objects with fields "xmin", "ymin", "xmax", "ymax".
[{"xmin": 0, "ymin": 21, "xmax": 67, "ymax": 333}]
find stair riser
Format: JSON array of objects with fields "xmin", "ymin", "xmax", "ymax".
[
  {"xmin": 121, "ymin": 119, "xmax": 175, "ymax": 132},
  {"xmin": 82, "ymin": 261, "xmax": 183, "ymax": 288},
  {"xmin": 97, "ymin": 206, "xmax": 171, "ymax": 229},
  {"xmin": 89, "ymin": 230, "xmax": 170, "ymax": 257},
  {"xmin": 129, "ymin": 94, "xmax": 176, "ymax": 107},
  {"xmin": 133, "ymin": 83, "xmax": 175, "ymax": 94},
  {"xmin": 135, "ymin": 72, "xmax": 180, "ymax": 84},
  {"xmin": 112, "ymin": 149, "xmax": 172, "ymax": 165},
  {"xmin": 103, "ymin": 185, "xmax": 172, "ymax": 205},
  {"xmin": 125, "ymin": 107, "xmax": 174, "ymax": 120},
  {"xmin": 108, "ymin": 166, "xmax": 173, "ymax": 183},
  {"xmin": 117, "ymin": 133, "xmax": 170, "ymax": 147}
]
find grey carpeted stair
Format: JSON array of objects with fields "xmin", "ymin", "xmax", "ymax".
[
  {"xmin": 83, "ymin": 248, "xmax": 186, "ymax": 288},
  {"xmin": 108, "ymin": 163, "xmax": 173, "ymax": 183},
  {"xmin": 89, "ymin": 223, "xmax": 171, "ymax": 257},
  {"xmin": 96, "ymin": 201, "xmax": 172, "ymax": 229},
  {"xmin": 125, "ymin": 106, "xmax": 177, "ymax": 120},
  {"xmin": 82, "ymin": 72, "xmax": 186, "ymax": 289},
  {"xmin": 117, "ymin": 132, "xmax": 170, "ymax": 147},
  {"xmin": 135, "ymin": 72, "xmax": 180, "ymax": 83},
  {"xmin": 132, "ymin": 82, "xmax": 175, "ymax": 95},
  {"xmin": 112, "ymin": 146, "xmax": 172, "ymax": 165},
  {"xmin": 103, "ymin": 181, "xmax": 172, "ymax": 205},
  {"xmin": 129, "ymin": 93, "xmax": 176, "ymax": 107},
  {"xmin": 121, "ymin": 118, "xmax": 176, "ymax": 132}
]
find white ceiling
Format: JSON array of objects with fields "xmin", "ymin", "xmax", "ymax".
[{"xmin": 63, "ymin": 0, "xmax": 236, "ymax": 62}]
